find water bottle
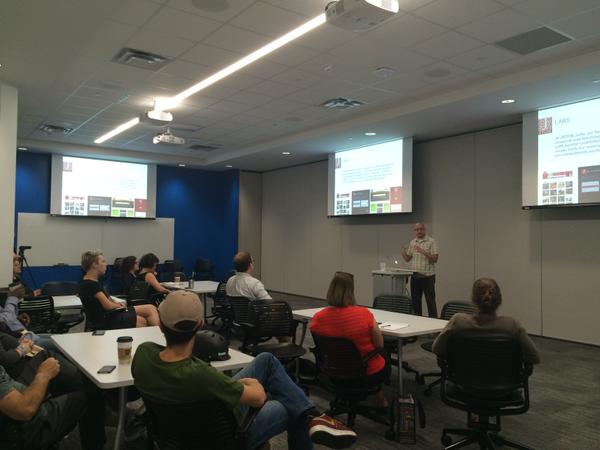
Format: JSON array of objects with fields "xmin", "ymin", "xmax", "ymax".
[{"xmin": 188, "ymin": 272, "xmax": 195, "ymax": 289}]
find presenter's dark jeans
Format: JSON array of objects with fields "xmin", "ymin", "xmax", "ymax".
[{"xmin": 410, "ymin": 275, "xmax": 437, "ymax": 318}]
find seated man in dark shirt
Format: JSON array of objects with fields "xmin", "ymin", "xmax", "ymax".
[
  {"xmin": 132, "ymin": 290, "xmax": 357, "ymax": 450},
  {"xmin": 0, "ymin": 357, "xmax": 105, "ymax": 450}
]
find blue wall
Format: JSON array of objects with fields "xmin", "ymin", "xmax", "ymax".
[{"xmin": 14, "ymin": 152, "xmax": 239, "ymax": 290}]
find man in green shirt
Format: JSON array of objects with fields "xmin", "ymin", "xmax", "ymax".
[{"xmin": 132, "ymin": 290, "xmax": 357, "ymax": 450}]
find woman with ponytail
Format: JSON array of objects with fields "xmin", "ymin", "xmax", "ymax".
[{"xmin": 432, "ymin": 277, "xmax": 540, "ymax": 364}]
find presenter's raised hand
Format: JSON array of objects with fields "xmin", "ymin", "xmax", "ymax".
[{"xmin": 414, "ymin": 245, "xmax": 425, "ymax": 255}]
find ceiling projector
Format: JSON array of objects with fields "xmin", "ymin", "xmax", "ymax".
[
  {"xmin": 153, "ymin": 128, "xmax": 185, "ymax": 145},
  {"xmin": 325, "ymin": 0, "xmax": 399, "ymax": 32}
]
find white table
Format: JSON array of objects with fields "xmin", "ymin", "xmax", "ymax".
[
  {"xmin": 161, "ymin": 280, "xmax": 219, "ymax": 318},
  {"xmin": 372, "ymin": 269, "xmax": 414, "ymax": 297},
  {"xmin": 52, "ymin": 326, "xmax": 253, "ymax": 450},
  {"xmin": 52, "ymin": 295, "xmax": 82, "ymax": 310}
]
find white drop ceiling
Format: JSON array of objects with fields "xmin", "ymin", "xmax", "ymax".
[{"xmin": 2, "ymin": 0, "xmax": 600, "ymax": 171}]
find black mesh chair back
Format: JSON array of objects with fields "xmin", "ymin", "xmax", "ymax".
[
  {"xmin": 18, "ymin": 296, "xmax": 56, "ymax": 334},
  {"xmin": 141, "ymin": 395, "xmax": 249, "ymax": 450},
  {"xmin": 212, "ymin": 282, "xmax": 232, "ymax": 319},
  {"xmin": 443, "ymin": 332, "xmax": 529, "ymax": 403},
  {"xmin": 227, "ymin": 296, "xmax": 252, "ymax": 325},
  {"xmin": 41, "ymin": 281, "xmax": 79, "ymax": 296},
  {"xmin": 113, "ymin": 257, "xmax": 124, "ymax": 274},
  {"xmin": 248, "ymin": 300, "xmax": 296, "ymax": 338},
  {"xmin": 373, "ymin": 295, "xmax": 414, "ymax": 314},
  {"xmin": 440, "ymin": 301, "xmax": 476, "ymax": 321},
  {"xmin": 312, "ymin": 333, "xmax": 368, "ymax": 382},
  {"xmin": 163, "ymin": 260, "xmax": 183, "ymax": 273},
  {"xmin": 194, "ymin": 258, "xmax": 215, "ymax": 280}
]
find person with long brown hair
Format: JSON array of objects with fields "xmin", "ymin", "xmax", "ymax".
[{"xmin": 432, "ymin": 277, "xmax": 540, "ymax": 364}]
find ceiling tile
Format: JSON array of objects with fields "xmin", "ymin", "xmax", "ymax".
[
  {"xmin": 209, "ymin": 99, "xmax": 255, "ymax": 114},
  {"xmin": 448, "ymin": 45, "xmax": 517, "ymax": 70},
  {"xmin": 418, "ymin": 60, "xmax": 469, "ymax": 81},
  {"xmin": 180, "ymin": 43, "xmax": 240, "ymax": 68},
  {"xmin": 202, "ymin": 25, "xmax": 270, "ymax": 55},
  {"xmin": 551, "ymin": 7, "xmax": 600, "ymax": 40},
  {"xmin": 160, "ymin": 60, "xmax": 213, "ymax": 80},
  {"xmin": 371, "ymin": 73, "xmax": 428, "ymax": 94},
  {"xmin": 513, "ymin": 0, "xmax": 599, "ymax": 23},
  {"xmin": 457, "ymin": 8, "xmax": 542, "ymax": 43},
  {"xmin": 230, "ymin": 2, "xmax": 309, "ymax": 37},
  {"xmin": 248, "ymin": 79, "xmax": 301, "ymax": 97},
  {"xmin": 241, "ymin": 58, "xmax": 290, "ymax": 78},
  {"xmin": 217, "ymin": 72, "xmax": 263, "ymax": 90},
  {"xmin": 330, "ymin": 36, "xmax": 436, "ymax": 71},
  {"xmin": 262, "ymin": 98, "xmax": 305, "ymax": 113},
  {"xmin": 110, "ymin": 0, "xmax": 162, "ymax": 27},
  {"xmin": 167, "ymin": 0, "xmax": 255, "ymax": 21},
  {"xmin": 127, "ymin": 29, "xmax": 195, "ymax": 57},
  {"xmin": 293, "ymin": 25, "xmax": 358, "ymax": 52},
  {"xmin": 222, "ymin": 114, "xmax": 264, "ymax": 126},
  {"xmin": 268, "ymin": 68, "xmax": 323, "ymax": 89},
  {"xmin": 414, "ymin": 31, "xmax": 484, "ymax": 59},
  {"xmin": 396, "ymin": 0, "xmax": 438, "ymax": 11},
  {"xmin": 78, "ymin": 20, "xmax": 138, "ymax": 61},
  {"xmin": 227, "ymin": 90, "xmax": 274, "ymax": 107},
  {"xmin": 413, "ymin": 0, "xmax": 505, "ymax": 28},
  {"xmin": 143, "ymin": 7, "xmax": 222, "ymax": 42},
  {"xmin": 367, "ymin": 14, "xmax": 446, "ymax": 47},
  {"xmin": 245, "ymin": 106, "xmax": 287, "ymax": 120},
  {"xmin": 266, "ymin": 44, "xmax": 320, "ymax": 67},
  {"xmin": 347, "ymin": 87, "xmax": 400, "ymax": 105},
  {"xmin": 283, "ymin": 88, "xmax": 335, "ymax": 106},
  {"xmin": 263, "ymin": 0, "xmax": 329, "ymax": 17}
]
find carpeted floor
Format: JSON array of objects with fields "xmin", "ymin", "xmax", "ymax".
[{"xmin": 62, "ymin": 292, "xmax": 600, "ymax": 449}]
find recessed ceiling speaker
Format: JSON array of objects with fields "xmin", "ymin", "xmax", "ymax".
[{"xmin": 192, "ymin": 0, "xmax": 229, "ymax": 12}]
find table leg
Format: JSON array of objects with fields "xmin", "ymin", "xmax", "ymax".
[
  {"xmin": 397, "ymin": 337, "xmax": 404, "ymax": 395},
  {"xmin": 114, "ymin": 386, "xmax": 127, "ymax": 450}
]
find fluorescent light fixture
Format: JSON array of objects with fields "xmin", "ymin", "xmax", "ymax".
[
  {"xmin": 592, "ymin": 79, "xmax": 600, "ymax": 84},
  {"xmin": 365, "ymin": 132, "xmax": 377, "ymax": 136},
  {"xmin": 178, "ymin": 163, "xmax": 186, "ymax": 167},
  {"xmin": 94, "ymin": 117, "xmax": 140, "ymax": 144},
  {"xmin": 17, "ymin": 146, "xmax": 28, "ymax": 151},
  {"xmin": 282, "ymin": 151, "xmax": 291, "ymax": 155},
  {"xmin": 159, "ymin": 13, "xmax": 327, "ymax": 111},
  {"xmin": 367, "ymin": 0, "xmax": 400, "ymax": 12},
  {"xmin": 501, "ymin": 99, "xmax": 516, "ymax": 104},
  {"xmin": 94, "ymin": 14, "xmax": 326, "ymax": 144},
  {"xmin": 225, "ymin": 165, "xmax": 233, "ymax": 168}
]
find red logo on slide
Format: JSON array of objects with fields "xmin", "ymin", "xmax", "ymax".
[{"xmin": 538, "ymin": 117, "xmax": 552, "ymax": 135}]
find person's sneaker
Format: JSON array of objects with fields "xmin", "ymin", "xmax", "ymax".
[{"xmin": 308, "ymin": 414, "xmax": 357, "ymax": 449}]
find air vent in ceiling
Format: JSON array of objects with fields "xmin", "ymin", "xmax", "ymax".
[
  {"xmin": 111, "ymin": 47, "xmax": 169, "ymax": 71},
  {"xmin": 320, "ymin": 97, "xmax": 365, "ymax": 110},
  {"xmin": 495, "ymin": 27, "xmax": 572, "ymax": 55},
  {"xmin": 39, "ymin": 124, "xmax": 73, "ymax": 135},
  {"xmin": 188, "ymin": 143, "xmax": 221, "ymax": 152}
]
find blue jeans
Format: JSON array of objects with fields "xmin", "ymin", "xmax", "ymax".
[{"xmin": 233, "ymin": 353, "xmax": 315, "ymax": 450}]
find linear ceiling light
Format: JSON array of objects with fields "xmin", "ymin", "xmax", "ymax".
[
  {"xmin": 94, "ymin": 117, "xmax": 140, "ymax": 144},
  {"xmin": 94, "ymin": 13, "xmax": 327, "ymax": 144}
]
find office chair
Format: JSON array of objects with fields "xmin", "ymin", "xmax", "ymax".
[
  {"xmin": 141, "ymin": 395, "xmax": 260, "ymax": 450},
  {"xmin": 420, "ymin": 301, "xmax": 476, "ymax": 395},
  {"xmin": 209, "ymin": 281, "xmax": 233, "ymax": 333},
  {"xmin": 79, "ymin": 295, "xmax": 134, "ymax": 331},
  {"xmin": 41, "ymin": 281, "xmax": 79, "ymax": 296},
  {"xmin": 163, "ymin": 259, "xmax": 183, "ymax": 273},
  {"xmin": 194, "ymin": 258, "xmax": 215, "ymax": 280},
  {"xmin": 372, "ymin": 295, "xmax": 421, "ymax": 380},
  {"xmin": 241, "ymin": 300, "xmax": 306, "ymax": 367},
  {"xmin": 439, "ymin": 332, "xmax": 534, "ymax": 450},
  {"xmin": 17, "ymin": 295, "xmax": 57, "ymax": 334},
  {"xmin": 311, "ymin": 333, "xmax": 389, "ymax": 430}
]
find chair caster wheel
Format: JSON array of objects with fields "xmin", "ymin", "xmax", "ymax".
[
  {"xmin": 441, "ymin": 434, "xmax": 452, "ymax": 446},
  {"xmin": 424, "ymin": 388, "xmax": 433, "ymax": 397}
]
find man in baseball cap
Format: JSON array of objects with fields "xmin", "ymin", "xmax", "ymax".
[{"xmin": 132, "ymin": 291, "xmax": 357, "ymax": 449}]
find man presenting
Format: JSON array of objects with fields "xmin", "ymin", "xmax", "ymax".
[{"xmin": 401, "ymin": 223, "xmax": 439, "ymax": 318}]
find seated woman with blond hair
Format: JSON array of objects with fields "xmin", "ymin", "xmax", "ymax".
[
  {"xmin": 79, "ymin": 250, "xmax": 159, "ymax": 329},
  {"xmin": 310, "ymin": 271, "xmax": 390, "ymax": 407},
  {"xmin": 433, "ymin": 277, "xmax": 540, "ymax": 364}
]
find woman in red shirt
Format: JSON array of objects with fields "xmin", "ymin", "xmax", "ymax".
[{"xmin": 311, "ymin": 272, "xmax": 389, "ymax": 407}]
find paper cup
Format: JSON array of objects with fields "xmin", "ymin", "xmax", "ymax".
[{"xmin": 117, "ymin": 336, "xmax": 133, "ymax": 364}]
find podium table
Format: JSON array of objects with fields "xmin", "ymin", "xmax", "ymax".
[{"xmin": 372, "ymin": 269, "xmax": 413, "ymax": 297}]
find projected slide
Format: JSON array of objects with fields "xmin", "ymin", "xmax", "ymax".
[
  {"xmin": 536, "ymin": 97, "xmax": 600, "ymax": 206},
  {"xmin": 333, "ymin": 140, "xmax": 404, "ymax": 216},
  {"xmin": 61, "ymin": 156, "xmax": 149, "ymax": 217}
]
